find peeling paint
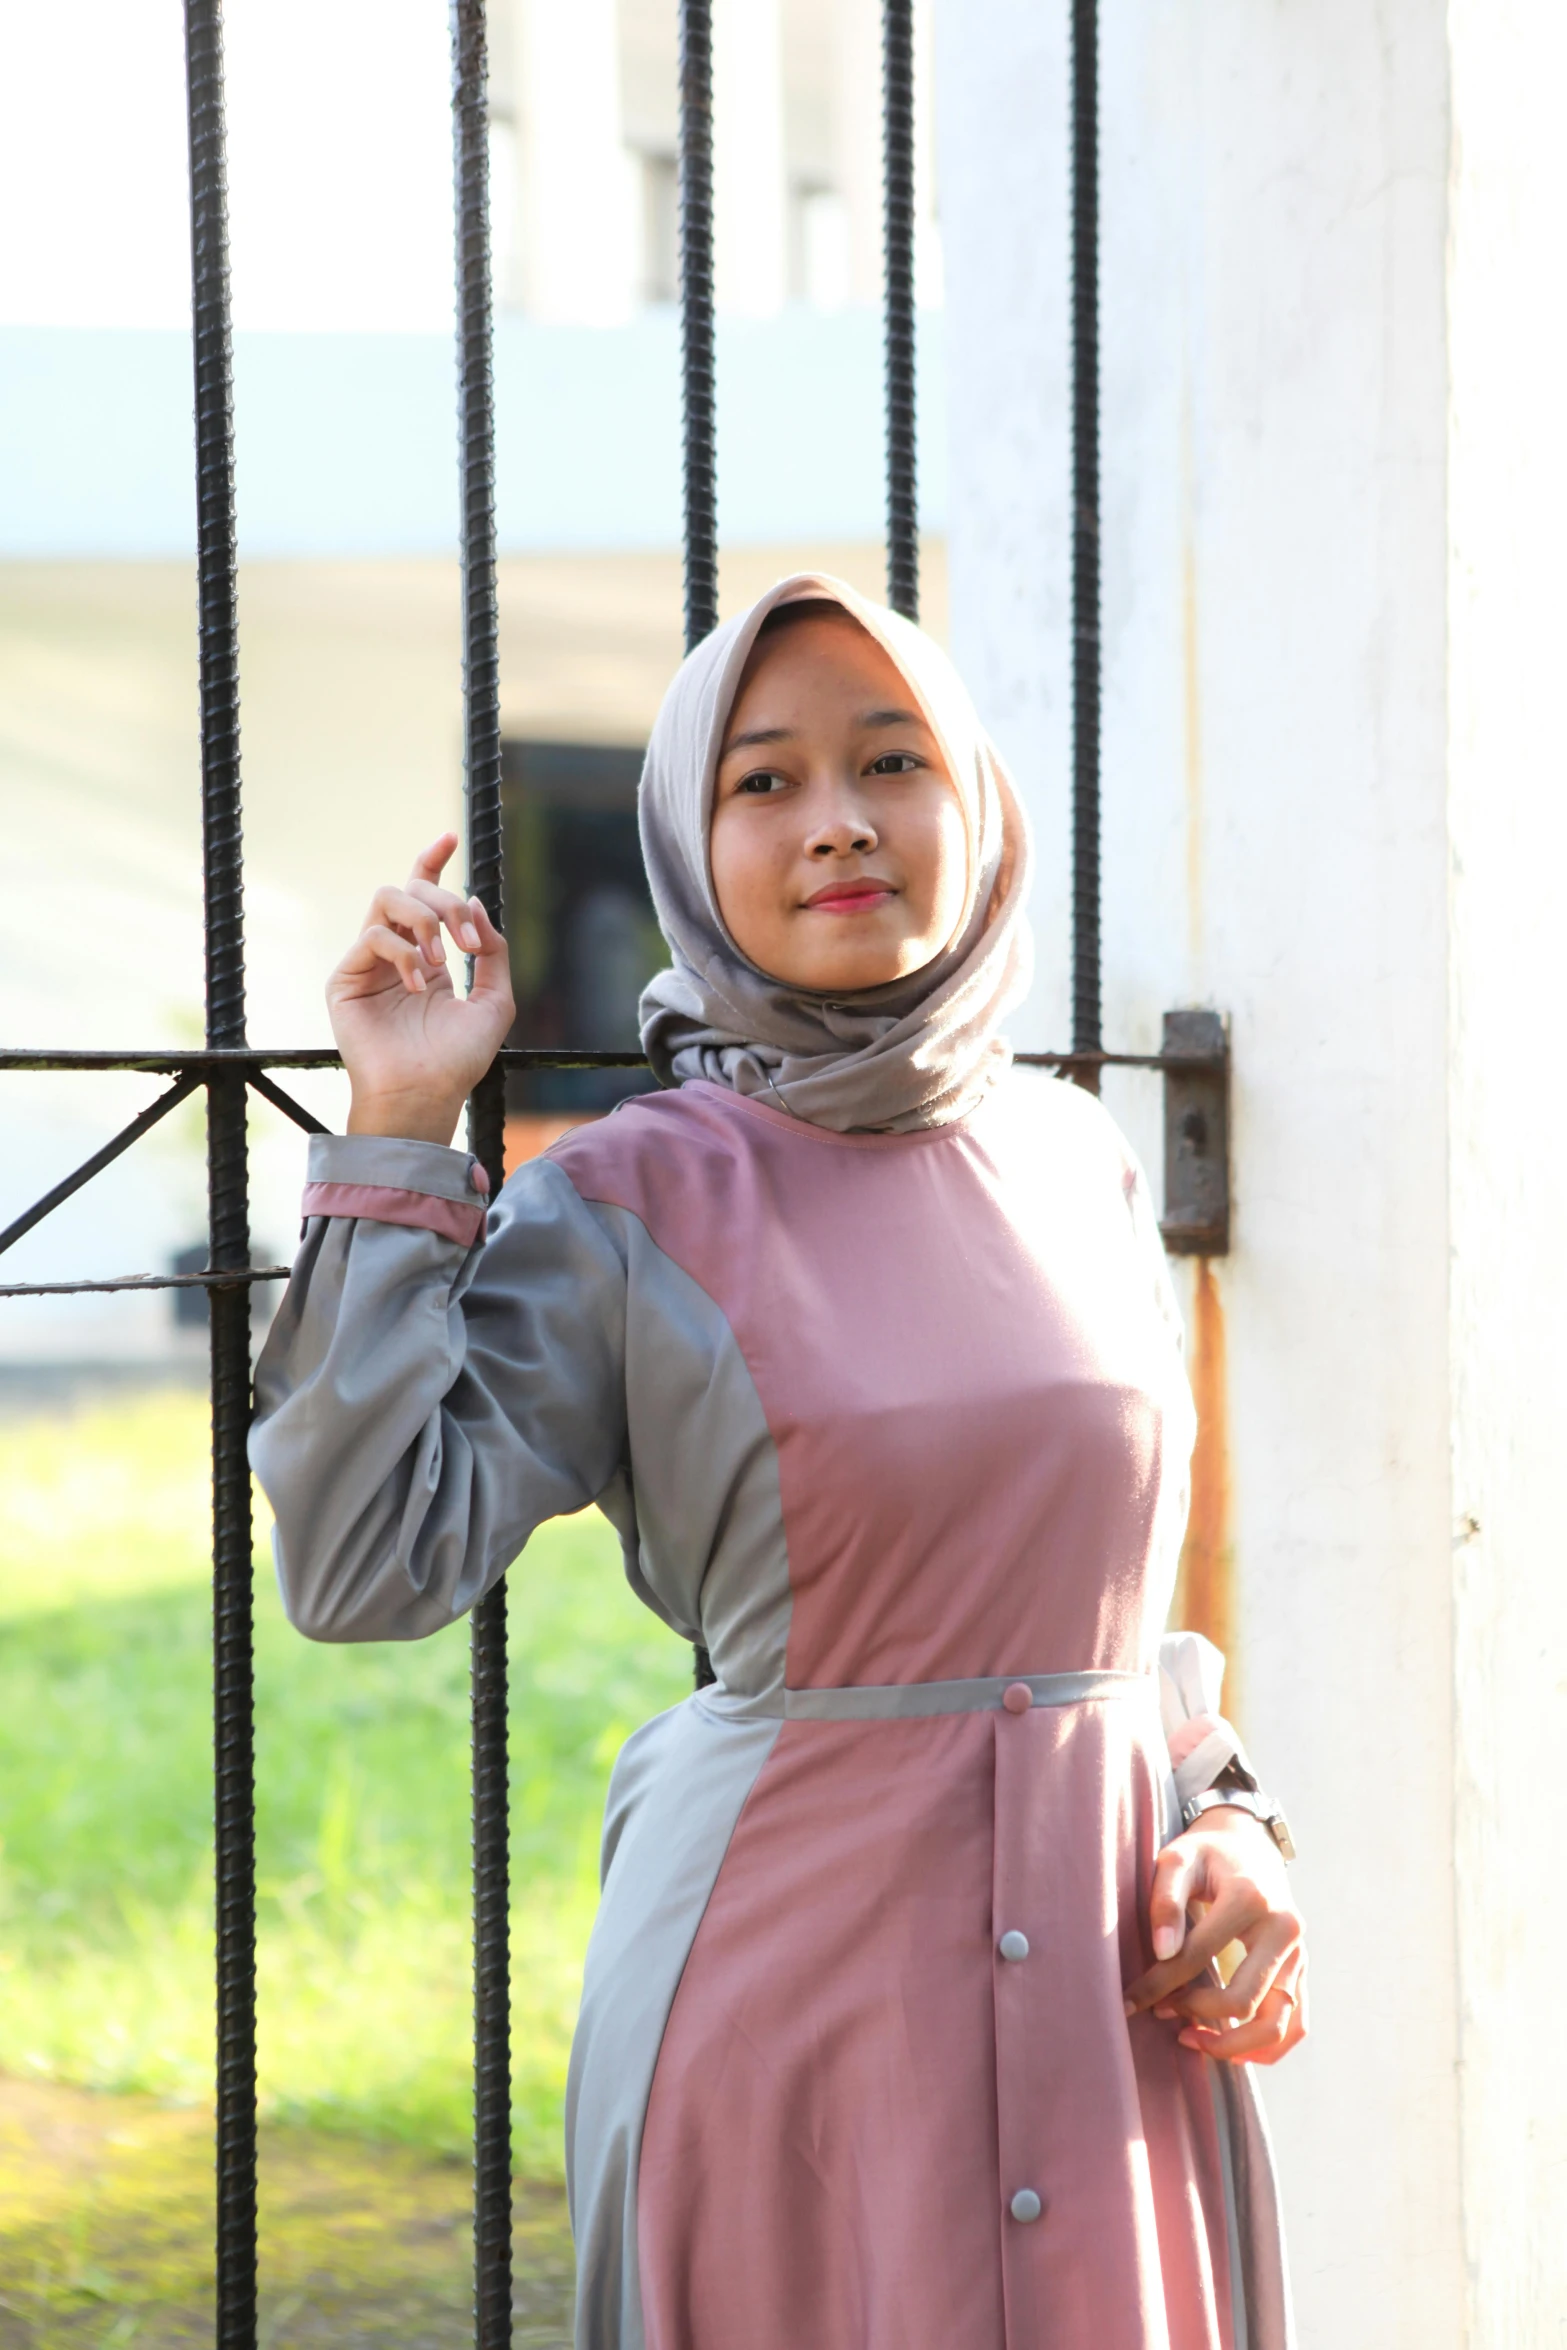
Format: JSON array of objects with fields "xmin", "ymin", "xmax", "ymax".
[{"xmin": 1176, "ymin": 1257, "xmax": 1237, "ymax": 1716}]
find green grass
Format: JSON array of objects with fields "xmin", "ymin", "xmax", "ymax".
[{"xmin": 0, "ymin": 1389, "xmax": 691, "ymax": 2176}]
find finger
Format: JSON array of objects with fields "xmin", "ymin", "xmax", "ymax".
[
  {"xmin": 1183, "ymin": 1913, "xmax": 1301, "ymax": 2025},
  {"xmin": 402, "ymin": 877, "xmax": 487, "ymax": 955},
  {"xmin": 342, "ymin": 922, "xmax": 429, "ymax": 994},
  {"xmin": 1126, "ymin": 1884, "xmax": 1262, "ymax": 2013},
  {"xmin": 466, "ymin": 896, "xmax": 515, "ymax": 1006},
  {"xmin": 1179, "ymin": 1953, "xmax": 1306, "ymax": 2052},
  {"xmin": 368, "ymin": 885, "xmax": 448, "ymax": 963},
  {"xmin": 1146, "ymin": 1843, "xmax": 1203, "ymax": 1965},
  {"xmin": 1158, "ymin": 1943, "xmax": 1304, "ymax": 2027},
  {"xmin": 408, "ymin": 832, "xmax": 460, "ymax": 889},
  {"xmin": 1181, "ymin": 1978, "xmax": 1308, "ymax": 2066},
  {"xmin": 1169, "ymin": 1922, "xmax": 1293, "ymax": 2025}
]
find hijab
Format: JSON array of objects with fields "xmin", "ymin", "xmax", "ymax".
[{"xmin": 636, "ymin": 571, "xmax": 1033, "ymax": 1134}]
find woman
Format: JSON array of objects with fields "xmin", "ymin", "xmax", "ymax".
[{"xmin": 251, "ymin": 574, "xmax": 1304, "ymax": 2350}]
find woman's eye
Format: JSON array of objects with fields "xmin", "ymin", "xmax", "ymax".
[
  {"xmin": 867, "ymin": 752, "xmax": 922, "ymax": 776},
  {"xmin": 736, "ymin": 769, "xmax": 789, "ymax": 795}
]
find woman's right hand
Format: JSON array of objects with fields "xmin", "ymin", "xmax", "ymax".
[{"xmin": 328, "ymin": 832, "xmax": 516, "ymax": 1145}]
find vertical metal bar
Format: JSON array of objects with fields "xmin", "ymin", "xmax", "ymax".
[
  {"xmin": 679, "ymin": 0, "xmax": 717, "ymax": 1685},
  {"xmin": 182, "ymin": 4, "xmax": 256, "ymax": 2343},
  {"xmin": 883, "ymin": 0, "xmax": 919, "ymax": 621},
  {"xmin": 449, "ymin": 8, "xmax": 511, "ymax": 2344},
  {"xmin": 1069, "ymin": 0, "xmax": 1102, "ymax": 1091},
  {"xmin": 679, "ymin": 0, "xmax": 717, "ymax": 652}
]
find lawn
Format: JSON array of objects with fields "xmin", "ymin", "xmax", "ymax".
[{"xmin": 0, "ymin": 1387, "xmax": 692, "ymax": 2178}]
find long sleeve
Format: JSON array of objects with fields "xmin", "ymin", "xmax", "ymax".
[{"xmin": 249, "ymin": 1133, "xmax": 630, "ymax": 1643}]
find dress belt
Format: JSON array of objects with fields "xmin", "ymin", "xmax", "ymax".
[{"xmin": 698, "ymin": 1668, "xmax": 1151, "ymax": 1724}]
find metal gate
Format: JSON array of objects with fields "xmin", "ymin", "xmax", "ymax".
[{"xmin": 0, "ymin": 2, "xmax": 1228, "ymax": 2341}]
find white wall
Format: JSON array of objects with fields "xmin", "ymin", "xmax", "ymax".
[
  {"xmin": 1446, "ymin": 5, "xmax": 1567, "ymax": 2338},
  {"xmin": 940, "ymin": 0, "xmax": 1565, "ymax": 2341}
]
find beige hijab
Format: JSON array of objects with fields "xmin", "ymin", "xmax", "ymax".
[{"xmin": 636, "ymin": 572, "xmax": 1033, "ymax": 1134}]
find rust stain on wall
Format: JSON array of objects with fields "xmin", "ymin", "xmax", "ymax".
[{"xmin": 1176, "ymin": 1257, "xmax": 1237, "ymax": 1711}]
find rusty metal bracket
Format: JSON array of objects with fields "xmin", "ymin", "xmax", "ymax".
[{"xmin": 1160, "ymin": 1009, "xmax": 1230, "ymax": 1255}]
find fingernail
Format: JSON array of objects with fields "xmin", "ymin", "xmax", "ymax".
[
  {"xmin": 409, "ymin": 969, "xmax": 426, "ymax": 991},
  {"xmin": 1123, "ymin": 1999, "xmax": 1136, "ymax": 2019},
  {"xmin": 1153, "ymin": 1926, "xmax": 1179, "ymax": 1960},
  {"xmin": 461, "ymin": 925, "xmax": 481, "ymax": 952}
]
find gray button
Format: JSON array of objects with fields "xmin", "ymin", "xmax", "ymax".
[
  {"xmin": 998, "ymin": 1930, "xmax": 1030, "ymax": 1962},
  {"xmin": 1010, "ymin": 2189, "xmax": 1043, "ymax": 2223}
]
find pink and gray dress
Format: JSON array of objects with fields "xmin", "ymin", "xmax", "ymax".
[{"xmin": 251, "ymin": 1069, "xmax": 1292, "ymax": 2350}]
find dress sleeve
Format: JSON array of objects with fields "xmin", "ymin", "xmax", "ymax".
[
  {"xmin": 1156, "ymin": 1629, "xmax": 1262, "ymax": 1804},
  {"xmin": 249, "ymin": 1133, "xmax": 629, "ymax": 1644}
]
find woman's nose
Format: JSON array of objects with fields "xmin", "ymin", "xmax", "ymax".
[{"xmin": 804, "ymin": 795, "xmax": 878, "ymax": 857}]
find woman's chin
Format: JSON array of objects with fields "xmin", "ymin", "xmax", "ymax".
[{"xmin": 776, "ymin": 944, "xmax": 938, "ymax": 996}]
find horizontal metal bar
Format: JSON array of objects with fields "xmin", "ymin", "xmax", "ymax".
[
  {"xmin": 1, "ymin": 1049, "xmax": 346, "ymax": 1072},
  {"xmin": 0, "ymin": 1265, "xmax": 291, "ymax": 1300},
  {"xmin": 2, "ymin": 1046, "xmax": 1223, "ymax": 1076},
  {"xmin": 246, "ymin": 1070, "xmax": 329, "ymax": 1136},
  {"xmin": 0, "ymin": 1047, "xmax": 648, "ymax": 1074},
  {"xmin": 0, "ymin": 1072, "xmax": 202, "ymax": 1260}
]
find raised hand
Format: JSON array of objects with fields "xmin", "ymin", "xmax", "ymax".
[{"xmin": 328, "ymin": 832, "xmax": 516, "ymax": 1145}]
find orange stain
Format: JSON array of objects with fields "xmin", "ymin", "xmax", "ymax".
[
  {"xmin": 503, "ymin": 1112, "xmax": 594, "ymax": 1174},
  {"xmin": 1176, "ymin": 1257, "xmax": 1237, "ymax": 1709}
]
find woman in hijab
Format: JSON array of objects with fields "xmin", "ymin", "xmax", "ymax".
[{"xmin": 251, "ymin": 575, "xmax": 1303, "ymax": 2350}]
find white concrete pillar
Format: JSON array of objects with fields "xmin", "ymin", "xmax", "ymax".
[
  {"xmin": 1446, "ymin": 5, "xmax": 1567, "ymax": 2338},
  {"xmin": 714, "ymin": 0, "xmax": 788, "ymax": 316},
  {"xmin": 507, "ymin": 0, "xmax": 638, "ymax": 325},
  {"xmin": 938, "ymin": 0, "xmax": 1567, "ymax": 2341}
]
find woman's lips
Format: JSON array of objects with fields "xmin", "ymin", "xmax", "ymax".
[{"xmin": 802, "ymin": 880, "xmax": 896, "ymax": 912}]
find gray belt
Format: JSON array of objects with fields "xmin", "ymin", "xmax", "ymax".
[{"xmin": 700, "ymin": 1667, "xmax": 1151, "ymax": 1725}]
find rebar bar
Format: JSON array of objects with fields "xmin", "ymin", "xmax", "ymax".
[
  {"xmin": 183, "ymin": 4, "xmax": 256, "ymax": 2340},
  {"xmin": 679, "ymin": 0, "xmax": 717, "ymax": 651},
  {"xmin": 449, "ymin": 5, "xmax": 512, "ymax": 2340},
  {"xmin": 1070, "ymin": 0, "xmax": 1102, "ymax": 1092},
  {"xmin": 883, "ymin": 0, "xmax": 918, "ymax": 620}
]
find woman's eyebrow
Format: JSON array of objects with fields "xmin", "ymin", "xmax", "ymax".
[
  {"xmin": 860, "ymin": 705, "xmax": 925, "ymax": 729},
  {"xmin": 722, "ymin": 724, "xmax": 794, "ymax": 755}
]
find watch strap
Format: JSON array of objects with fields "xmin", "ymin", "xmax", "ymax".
[{"xmin": 1180, "ymin": 1784, "xmax": 1298, "ymax": 1862}]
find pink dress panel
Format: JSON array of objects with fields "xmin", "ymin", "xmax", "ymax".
[
  {"xmin": 552, "ymin": 1082, "xmax": 1169, "ymax": 1687},
  {"xmin": 636, "ymin": 1715, "xmax": 1005, "ymax": 2348}
]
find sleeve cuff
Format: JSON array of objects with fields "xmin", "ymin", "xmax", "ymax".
[{"xmin": 302, "ymin": 1133, "xmax": 491, "ymax": 1247}]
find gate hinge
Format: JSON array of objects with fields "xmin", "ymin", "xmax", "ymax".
[{"xmin": 1159, "ymin": 1009, "xmax": 1230, "ymax": 1256}]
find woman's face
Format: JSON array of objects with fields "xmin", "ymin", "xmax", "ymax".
[{"xmin": 709, "ymin": 609, "xmax": 969, "ymax": 994}]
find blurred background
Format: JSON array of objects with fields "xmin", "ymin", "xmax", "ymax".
[{"xmin": 5, "ymin": 0, "xmax": 1567, "ymax": 2344}]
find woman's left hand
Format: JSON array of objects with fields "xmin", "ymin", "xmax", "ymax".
[{"xmin": 1122, "ymin": 1810, "xmax": 1307, "ymax": 2066}]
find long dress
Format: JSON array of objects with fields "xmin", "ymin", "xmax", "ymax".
[{"xmin": 249, "ymin": 1069, "xmax": 1292, "ymax": 2350}]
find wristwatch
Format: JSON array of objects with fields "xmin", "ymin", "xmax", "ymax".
[{"xmin": 1181, "ymin": 1782, "xmax": 1297, "ymax": 1862}]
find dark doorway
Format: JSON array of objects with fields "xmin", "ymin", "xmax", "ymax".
[{"xmin": 501, "ymin": 740, "xmax": 665, "ymax": 1128}]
